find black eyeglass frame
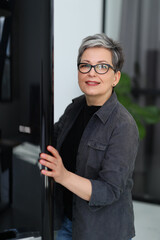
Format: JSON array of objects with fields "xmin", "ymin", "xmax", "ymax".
[{"xmin": 78, "ymin": 63, "xmax": 116, "ymax": 74}]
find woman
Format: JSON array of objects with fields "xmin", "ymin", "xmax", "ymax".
[{"xmin": 39, "ymin": 33, "xmax": 139, "ymax": 240}]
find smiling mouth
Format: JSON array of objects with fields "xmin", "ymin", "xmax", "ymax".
[{"xmin": 85, "ymin": 81, "xmax": 100, "ymax": 86}]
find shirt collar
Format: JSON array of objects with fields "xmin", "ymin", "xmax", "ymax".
[
  {"xmin": 95, "ymin": 91, "xmax": 118, "ymax": 124},
  {"xmin": 72, "ymin": 91, "xmax": 118, "ymax": 124}
]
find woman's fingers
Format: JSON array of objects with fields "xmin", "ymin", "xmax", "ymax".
[
  {"xmin": 39, "ymin": 158, "xmax": 56, "ymax": 169},
  {"xmin": 41, "ymin": 168, "xmax": 55, "ymax": 177},
  {"xmin": 39, "ymin": 145, "xmax": 66, "ymax": 182},
  {"xmin": 39, "ymin": 146, "xmax": 61, "ymax": 172},
  {"xmin": 47, "ymin": 145, "xmax": 60, "ymax": 158},
  {"xmin": 40, "ymin": 153, "xmax": 56, "ymax": 163},
  {"xmin": 39, "ymin": 146, "xmax": 60, "ymax": 164}
]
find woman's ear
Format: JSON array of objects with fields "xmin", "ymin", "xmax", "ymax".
[{"xmin": 112, "ymin": 71, "xmax": 121, "ymax": 87}]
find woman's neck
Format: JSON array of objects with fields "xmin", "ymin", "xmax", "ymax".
[{"xmin": 85, "ymin": 92, "xmax": 112, "ymax": 106}]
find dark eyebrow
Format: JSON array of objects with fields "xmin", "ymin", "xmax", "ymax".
[
  {"xmin": 97, "ymin": 61, "xmax": 110, "ymax": 64},
  {"xmin": 81, "ymin": 60, "xmax": 110, "ymax": 64},
  {"xmin": 81, "ymin": 60, "xmax": 90, "ymax": 63}
]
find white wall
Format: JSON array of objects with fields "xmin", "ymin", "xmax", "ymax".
[
  {"xmin": 54, "ymin": 0, "xmax": 103, "ymax": 122},
  {"xmin": 104, "ymin": 0, "xmax": 123, "ymax": 41}
]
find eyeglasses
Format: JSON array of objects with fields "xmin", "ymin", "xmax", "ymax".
[{"xmin": 78, "ymin": 63, "xmax": 115, "ymax": 74}]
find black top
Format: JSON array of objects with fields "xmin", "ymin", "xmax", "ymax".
[{"xmin": 60, "ymin": 102, "xmax": 101, "ymax": 220}]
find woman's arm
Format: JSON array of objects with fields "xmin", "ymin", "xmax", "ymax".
[{"xmin": 39, "ymin": 145, "xmax": 92, "ymax": 201}]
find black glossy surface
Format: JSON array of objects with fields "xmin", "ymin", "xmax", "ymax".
[{"xmin": 0, "ymin": 0, "xmax": 54, "ymax": 239}]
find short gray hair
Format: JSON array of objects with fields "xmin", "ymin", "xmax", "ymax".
[{"xmin": 77, "ymin": 33, "xmax": 124, "ymax": 72}]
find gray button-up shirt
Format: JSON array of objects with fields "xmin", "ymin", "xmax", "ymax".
[{"xmin": 53, "ymin": 92, "xmax": 139, "ymax": 240}]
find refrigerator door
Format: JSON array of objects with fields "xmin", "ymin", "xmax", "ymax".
[{"xmin": 0, "ymin": 0, "xmax": 54, "ymax": 239}]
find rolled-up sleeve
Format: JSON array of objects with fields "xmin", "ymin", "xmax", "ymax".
[{"xmin": 89, "ymin": 119, "xmax": 139, "ymax": 207}]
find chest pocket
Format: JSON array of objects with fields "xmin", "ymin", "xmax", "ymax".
[{"xmin": 85, "ymin": 140, "xmax": 107, "ymax": 178}]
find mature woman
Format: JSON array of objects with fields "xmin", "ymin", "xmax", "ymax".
[{"xmin": 39, "ymin": 33, "xmax": 139, "ymax": 240}]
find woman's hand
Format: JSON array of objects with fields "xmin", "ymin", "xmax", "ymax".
[
  {"xmin": 39, "ymin": 145, "xmax": 69, "ymax": 184},
  {"xmin": 39, "ymin": 145, "xmax": 92, "ymax": 201}
]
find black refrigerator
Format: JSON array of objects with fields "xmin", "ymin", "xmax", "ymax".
[{"xmin": 0, "ymin": 0, "xmax": 54, "ymax": 239}]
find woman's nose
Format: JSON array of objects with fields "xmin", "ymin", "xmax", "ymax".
[{"xmin": 88, "ymin": 67, "xmax": 96, "ymax": 76}]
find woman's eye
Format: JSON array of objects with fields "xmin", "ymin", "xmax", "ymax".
[
  {"xmin": 82, "ymin": 64, "xmax": 89, "ymax": 68},
  {"xmin": 101, "ymin": 64, "xmax": 107, "ymax": 69},
  {"xmin": 96, "ymin": 64, "xmax": 105, "ymax": 69},
  {"xmin": 80, "ymin": 64, "xmax": 90, "ymax": 69}
]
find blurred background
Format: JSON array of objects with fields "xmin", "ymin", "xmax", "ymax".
[{"xmin": 54, "ymin": 0, "xmax": 160, "ymax": 205}]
